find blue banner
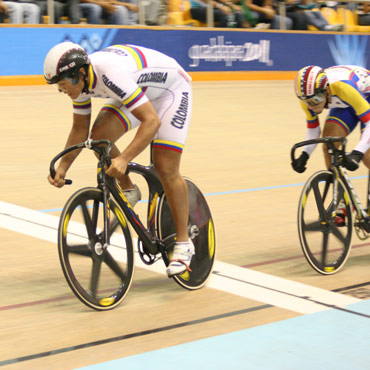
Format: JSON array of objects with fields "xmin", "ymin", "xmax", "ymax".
[{"xmin": 0, "ymin": 27, "xmax": 368, "ymax": 76}]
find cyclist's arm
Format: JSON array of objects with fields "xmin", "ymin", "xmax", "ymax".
[
  {"xmin": 105, "ymin": 101, "xmax": 160, "ymax": 178},
  {"xmin": 301, "ymin": 102, "xmax": 321, "ymax": 155},
  {"xmin": 59, "ymin": 113, "xmax": 91, "ymax": 173},
  {"xmin": 330, "ymin": 81, "xmax": 370, "ymax": 153}
]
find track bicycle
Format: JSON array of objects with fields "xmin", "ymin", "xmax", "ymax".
[
  {"xmin": 291, "ymin": 136, "xmax": 370, "ymax": 275},
  {"xmin": 49, "ymin": 139, "xmax": 216, "ymax": 310}
]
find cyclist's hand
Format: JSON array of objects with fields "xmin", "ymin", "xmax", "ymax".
[
  {"xmin": 343, "ymin": 150, "xmax": 364, "ymax": 171},
  {"xmin": 48, "ymin": 168, "xmax": 67, "ymax": 188},
  {"xmin": 292, "ymin": 151, "xmax": 309, "ymax": 173},
  {"xmin": 105, "ymin": 156, "xmax": 128, "ymax": 178}
]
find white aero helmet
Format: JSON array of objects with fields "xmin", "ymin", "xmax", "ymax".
[{"xmin": 43, "ymin": 42, "xmax": 89, "ymax": 84}]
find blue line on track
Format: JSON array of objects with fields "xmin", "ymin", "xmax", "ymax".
[{"xmin": 39, "ymin": 175, "xmax": 367, "ymax": 213}]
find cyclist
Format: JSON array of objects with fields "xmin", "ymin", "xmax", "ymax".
[
  {"xmin": 292, "ymin": 65, "xmax": 370, "ymax": 173},
  {"xmin": 44, "ymin": 42, "xmax": 194, "ymax": 277}
]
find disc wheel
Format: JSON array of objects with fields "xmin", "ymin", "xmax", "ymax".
[
  {"xmin": 58, "ymin": 187, "xmax": 134, "ymax": 310},
  {"xmin": 156, "ymin": 179, "xmax": 215, "ymax": 289},
  {"xmin": 298, "ymin": 170, "xmax": 352, "ymax": 274}
]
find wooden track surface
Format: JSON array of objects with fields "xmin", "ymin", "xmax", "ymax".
[{"xmin": 1, "ymin": 82, "xmax": 370, "ymax": 369}]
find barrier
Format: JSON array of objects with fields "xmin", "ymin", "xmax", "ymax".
[{"xmin": 0, "ymin": 25, "xmax": 368, "ymax": 85}]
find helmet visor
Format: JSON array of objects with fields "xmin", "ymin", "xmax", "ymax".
[{"xmin": 299, "ymin": 91, "xmax": 326, "ymax": 106}]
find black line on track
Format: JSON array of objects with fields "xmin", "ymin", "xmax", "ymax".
[
  {"xmin": 332, "ymin": 281, "xmax": 370, "ymax": 292},
  {"xmin": 214, "ymin": 272, "xmax": 370, "ymax": 319},
  {"xmin": 0, "ymin": 304, "xmax": 272, "ymax": 366}
]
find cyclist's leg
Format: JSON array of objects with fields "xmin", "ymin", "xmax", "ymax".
[
  {"xmin": 151, "ymin": 78, "xmax": 192, "ymax": 243},
  {"xmin": 90, "ymin": 99, "xmax": 140, "ymax": 190},
  {"xmin": 323, "ymin": 106, "xmax": 358, "ymax": 168},
  {"xmin": 153, "ymin": 147, "xmax": 189, "ymax": 242}
]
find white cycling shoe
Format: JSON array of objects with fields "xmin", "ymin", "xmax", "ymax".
[{"xmin": 166, "ymin": 239, "xmax": 195, "ymax": 277}]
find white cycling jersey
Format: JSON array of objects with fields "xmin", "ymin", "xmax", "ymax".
[{"xmin": 72, "ymin": 44, "xmax": 192, "ymax": 153}]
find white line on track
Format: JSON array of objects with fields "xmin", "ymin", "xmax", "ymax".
[{"xmin": 0, "ymin": 200, "xmax": 359, "ymax": 314}]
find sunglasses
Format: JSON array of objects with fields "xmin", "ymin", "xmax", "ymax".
[{"xmin": 299, "ymin": 92, "xmax": 326, "ymax": 106}]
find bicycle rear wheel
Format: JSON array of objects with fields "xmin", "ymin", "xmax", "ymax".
[
  {"xmin": 298, "ymin": 170, "xmax": 353, "ymax": 275},
  {"xmin": 58, "ymin": 187, "xmax": 134, "ymax": 310},
  {"xmin": 156, "ymin": 178, "xmax": 215, "ymax": 289}
]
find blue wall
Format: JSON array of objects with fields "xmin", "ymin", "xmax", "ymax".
[{"xmin": 0, "ymin": 27, "xmax": 368, "ymax": 76}]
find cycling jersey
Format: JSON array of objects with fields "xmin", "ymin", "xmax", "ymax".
[
  {"xmin": 301, "ymin": 65, "xmax": 370, "ymax": 155},
  {"xmin": 72, "ymin": 44, "xmax": 192, "ymax": 153}
]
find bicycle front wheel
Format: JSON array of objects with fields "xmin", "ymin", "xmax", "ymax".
[
  {"xmin": 298, "ymin": 170, "xmax": 353, "ymax": 275},
  {"xmin": 58, "ymin": 187, "xmax": 134, "ymax": 310},
  {"xmin": 157, "ymin": 179, "xmax": 215, "ymax": 289}
]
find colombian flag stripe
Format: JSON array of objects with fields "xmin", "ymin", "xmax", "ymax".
[
  {"xmin": 153, "ymin": 140, "xmax": 184, "ymax": 153},
  {"xmin": 73, "ymin": 99, "xmax": 91, "ymax": 110},
  {"xmin": 88, "ymin": 65, "xmax": 97, "ymax": 90},
  {"xmin": 123, "ymin": 88, "xmax": 145, "ymax": 108},
  {"xmin": 326, "ymin": 117, "xmax": 350, "ymax": 134},
  {"xmin": 307, "ymin": 118, "xmax": 319, "ymax": 129},
  {"xmin": 114, "ymin": 44, "xmax": 147, "ymax": 70},
  {"xmin": 101, "ymin": 104, "xmax": 130, "ymax": 132}
]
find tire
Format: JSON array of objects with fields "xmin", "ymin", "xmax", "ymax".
[
  {"xmin": 58, "ymin": 187, "xmax": 134, "ymax": 310},
  {"xmin": 156, "ymin": 179, "xmax": 216, "ymax": 289},
  {"xmin": 298, "ymin": 170, "xmax": 352, "ymax": 275}
]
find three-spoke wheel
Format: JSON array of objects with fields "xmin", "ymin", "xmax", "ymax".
[
  {"xmin": 58, "ymin": 187, "xmax": 134, "ymax": 310},
  {"xmin": 156, "ymin": 179, "xmax": 216, "ymax": 289},
  {"xmin": 298, "ymin": 170, "xmax": 353, "ymax": 274}
]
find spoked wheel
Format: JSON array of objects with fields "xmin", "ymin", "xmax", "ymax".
[
  {"xmin": 298, "ymin": 170, "xmax": 353, "ymax": 275},
  {"xmin": 58, "ymin": 187, "xmax": 134, "ymax": 310},
  {"xmin": 156, "ymin": 178, "xmax": 215, "ymax": 289}
]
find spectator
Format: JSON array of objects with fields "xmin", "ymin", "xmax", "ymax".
[
  {"xmin": 217, "ymin": 0, "xmax": 246, "ymax": 27},
  {"xmin": 36, "ymin": 0, "xmax": 80, "ymax": 23},
  {"xmin": 190, "ymin": 0, "xmax": 229, "ymax": 27},
  {"xmin": 357, "ymin": 2, "xmax": 370, "ymax": 25},
  {"xmin": 113, "ymin": 0, "xmax": 138, "ymax": 24},
  {"xmin": 285, "ymin": 0, "xmax": 309, "ymax": 30},
  {"xmin": 79, "ymin": 0, "xmax": 135, "ymax": 24},
  {"xmin": 243, "ymin": 0, "xmax": 293, "ymax": 29},
  {"xmin": 297, "ymin": 0, "xmax": 343, "ymax": 31},
  {"xmin": 236, "ymin": 0, "xmax": 257, "ymax": 27},
  {"xmin": 0, "ymin": 0, "xmax": 8, "ymax": 22},
  {"xmin": 1, "ymin": 0, "xmax": 40, "ymax": 23}
]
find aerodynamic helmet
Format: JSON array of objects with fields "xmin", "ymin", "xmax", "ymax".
[
  {"xmin": 43, "ymin": 42, "xmax": 89, "ymax": 85},
  {"xmin": 294, "ymin": 65, "xmax": 329, "ymax": 100}
]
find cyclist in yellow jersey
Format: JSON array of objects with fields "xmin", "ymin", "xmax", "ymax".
[
  {"xmin": 44, "ymin": 42, "xmax": 194, "ymax": 277},
  {"xmin": 292, "ymin": 65, "xmax": 370, "ymax": 173}
]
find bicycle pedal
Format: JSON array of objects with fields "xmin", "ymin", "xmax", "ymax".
[{"xmin": 334, "ymin": 214, "xmax": 345, "ymax": 227}]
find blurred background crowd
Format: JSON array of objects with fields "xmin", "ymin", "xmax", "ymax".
[{"xmin": 0, "ymin": 0, "xmax": 368, "ymax": 31}]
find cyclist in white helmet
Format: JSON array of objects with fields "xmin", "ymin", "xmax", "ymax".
[
  {"xmin": 292, "ymin": 65, "xmax": 370, "ymax": 173},
  {"xmin": 44, "ymin": 41, "xmax": 195, "ymax": 277}
]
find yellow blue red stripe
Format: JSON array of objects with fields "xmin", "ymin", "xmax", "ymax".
[
  {"xmin": 73, "ymin": 98, "xmax": 91, "ymax": 110},
  {"xmin": 326, "ymin": 116, "xmax": 350, "ymax": 134},
  {"xmin": 307, "ymin": 117, "xmax": 319, "ymax": 129},
  {"xmin": 153, "ymin": 139, "xmax": 184, "ymax": 153},
  {"xmin": 88, "ymin": 65, "xmax": 97, "ymax": 90},
  {"xmin": 113, "ymin": 44, "xmax": 147, "ymax": 70},
  {"xmin": 101, "ymin": 104, "xmax": 131, "ymax": 132},
  {"xmin": 123, "ymin": 87, "xmax": 145, "ymax": 108}
]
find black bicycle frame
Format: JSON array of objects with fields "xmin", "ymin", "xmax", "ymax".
[{"xmin": 50, "ymin": 139, "xmax": 170, "ymax": 261}]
